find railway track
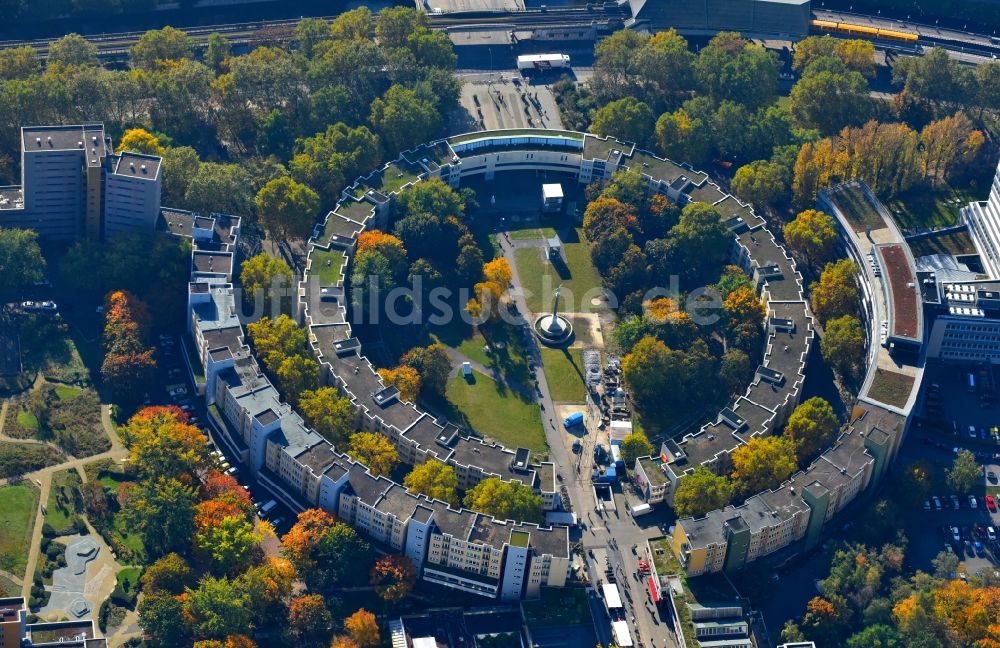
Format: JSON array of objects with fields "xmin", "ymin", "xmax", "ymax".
[{"xmin": 0, "ymin": 6, "xmax": 627, "ymax": 57}]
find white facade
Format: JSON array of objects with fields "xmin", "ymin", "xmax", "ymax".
[{"xmin": 964, "ymin": 158, "xmax": 1000, "ymax": 278}]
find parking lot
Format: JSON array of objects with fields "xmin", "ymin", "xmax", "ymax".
[{"xmin": 922, "ymin": 361, "xmax": 1000, "ymax": 437}]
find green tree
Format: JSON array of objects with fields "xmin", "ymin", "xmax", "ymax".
[
  {"xmin": 255, "ymin": 176, "xmax": 320, "ymax": 242},
  {"xmin": 330, "ymin": 6, "xmax": 373, "ymax": 41},
  {"xmin": 893, "ymin": 47, "xmax": 972, "ymax": 106},
  {"xmin": 655, "ymin": 108, "xmax": 712, "ymax": 165},
  {"xmin": 731, "ymin": 160, "xmax": 786, "ymax": 210},
  {"xmin": 187, "ymin": 576, "xmax": 252, "ymax": 640},
  {"xmin": 370, "ymin": 554, "xmax": 416, "ymax": 603},
  {"xmin": 161, "ymin": 146, "xmax": 201, "ymax": 206},
  {"xmin": 670, "ymin": 203, "xmax": 729, "ymax": 280},
  {"xmin": 294, "ymin": 17, "xmax": 331, "ymax": 58},
  {"xmin": 810, "ymin": 258, "xmax": 860, "ymax": 324},
  {"xmin": 195, "ymin": 515, "xmax": 262, "ymax": 575},
  {"xmin": 946, "ymin": 449, "xmax": 980, "ymax": 494},
  {"xmin": 184, "ymin": 163, "xmax": 254, "ymax": 216},
  {"xmin": 298, "ymin": 388, "xmax": 354, "ymax": 446},
  {"xmin": 401, "ymin": 344, "xmax": 451, "ymax": 397},
  {"xmin": 204, "ymin": 33, "xmax": 230, "ymax": 73},
  {"xmin": 619, "ymin": 432, "xmax": 654, "ymax": 466},
  {"xmin": 463, "ymin": 478, "xmax": 543, "ymax": 523},
  {"xmin": 240, "ymin": 253, "xmax": 293, "ymax": 313},
  {"xmin": 348, "ymin": 432, "xmax": 399, "ymax": 477},
  {"xmin": 289, "ymin": 123, "xmax": 381, "ymax": 201},
  {"xmin": 694, "ymin": 32, "xmax": 779, "ymax": 109},
  {"xmin": 731, "ymin": 436, "xmax": 797, "ymax": 494},
  {"xmin": 673, "ymin": 467, "xmax": 733, "ymax": 518},
  {"xmin": 138, "ymin": 592, "xmax": 191, "ymax": 648},
  {"xmin": 0, "ymin": 46, "xmax": 38, "ymax": 79},
  {"xmin": 590, "ymin": 97, "xmax": 654, "ymax": 147},
  {"xmin": 0, "ymin": 227, "xmax": 45, "ymax": 290},
  {"xmin": 784, "ymin": 209, "xmax": 838, "ymax": 267},
  {"xmin": 47, "ymin": 33, "xmax": 98, "ymax": 68},
  {"xmin": 122, "ymin": 476, "xmax": 197, "ymax": 558},
  {"xmin": 632, "ymin": 28, "xmax": 694, "ymax": 110},
  {"xmin": 247, "ymin": 315, "xmax": 308, "ymax": 369},
  {"xmin": 720, "ymin": 348, "xmax": 750, "ymax": 393},
  {"xmin": 821, "ymin": 314, "xmax": 864, "ymax": 378},
  {"xmin": 130, "ymin": 26, "xmax": 194, "ymax": 69},
  {"xmin": 369, "ymin": 84, "xmax": 441, "ymax": 155},
  {"xmin": 283, "ymin": 513, "xmax": 371, "ymax": 590},
  {"xmin": 403, "ymin": 460, "xmax": 458, "ymax": 506},
  {"xmin": 789, "ymin": 68, "xmax": 870, "ymax": 135},
  {"xmin": 141, "ymin": 552, "xmax": 193, "ymax": 595},
  {"xmin": 784, "ymin": 397, "xmax": 839, "ymax": 462},
  {"xmin": 275, "ymin": 354, "xmax": 320, "ymax": 405}
]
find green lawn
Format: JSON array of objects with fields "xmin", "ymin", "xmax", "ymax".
[
  {"xmin": 0, "ymin": 572, "xmax": 19, "ymax": 596},
  {"xmin": 54, "ymin": 384, "xmax": 81, "ymax": 400},
  {"xmin": 17, "ymin": 409, "xmax": 39, "ymax": 431},
  {"xmin": 45, "ymin": 469, "xmax": 82, "ymax": 533},
  {"xmin": 444, "ymin": 370, "xmax": 546, "ymax": 454},
  {"xmin": 509, "ymin": 226, "xmax": 557, "ymax": 241},
  {"xmin": 540, "ymin": 348, "xmax": 587, "ymax": 403},
  {"xmin": 117, "ymin": 567, "xmax": 142, "ymax": 591},
  {"xmin": 649, "ymin": 537, "xmax": 682, "ymax": 576},
  {"xmin": 0, "ymin": 483, "xmax": 39, "ymax": 577},
  {"xmin": 311, "ymin": 248, "xmax": 346, "ymax": 285},
  {"xmin": 514, "ymin": 228, "xmax": 607, "ymax": 314},
  {"xmin": 886, "ymin": 185, "xmax": 983, "ymax": 230}
]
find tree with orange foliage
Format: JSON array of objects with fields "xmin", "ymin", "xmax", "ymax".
[
  {"xmin": 121, "ymin": 406, "xmax": 210, "ymax": 482},
  {"xmin": 195, "ymin": 499, "xmax": 249, "ymax": 532},
  {"xmin": 370, "ymin": 554, "xmax": 417, "ymax": 603},
  {"xmin": 344, "ymin": 609, "xmax": 379, "ymax": 648},
  {"xmin": 377, "ymin": 366, "xmax": 421, "ymax": 403},
  {"xmin": 200, "ymin": 471, "xmax": 252, "ymax": 506},
  {"xmin": 101, "ymin": 289, "xmax": 157, "ymax": 399},
  {"xmin": 289, "ymin": 594, "xmax": 333, "ymax": 644},
  {"xmin": 329, "ymin": 637, "xmax": 359, "ymax": 648},
  {"xmin": 282, "ymin": 509, "xmax": 371, "ymax": 590},
  {"xmin": 472, "ymin": 280, "xmax": 504, "ymax": 321},
  {"xmin": 356, "ymin": 230, "xmax": 405, "ymax": 256}
]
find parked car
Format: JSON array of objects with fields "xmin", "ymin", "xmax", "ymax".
[
  {"xmin": 952, "ymin": 526, "xmax": 961, "ymax": 542},
  {"xmin": 988, "ymin": 527, "xmax": 998, "ymax": 542},
  {"xmin": 951, "ymin": 495, "xmax": 961, "ymax": 509},
  {"xmin": 987, "ymin": 495, "xmax": 997, "ymax": 512},
  {"xmin": 969, "ymin": 495, "xmax": 979, "ymax": 509},
  {"xmin": 933, "ymin": 496, "xmax": 943, "ymax": 510},
  {"xmin": 969, "ymin": 426, "xmax": 978, "ymax": 439},
  {"xmin": 923, "ymin": 500, "xmax": 931, "ymax": 510}
]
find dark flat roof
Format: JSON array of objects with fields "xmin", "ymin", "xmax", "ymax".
[{"xmin": 113, "ymin": 152, "xmax": 161, "ymax": 179}]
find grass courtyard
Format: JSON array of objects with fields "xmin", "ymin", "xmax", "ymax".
[
  {"xmin": 886, "ymin": 185, "xmax": 985, "ymax": 231},
  {"xmin": 311, "ymin": 248, "xmax": 346, "ymax": 285},
  {"xmin": 0, "ymin": 483, "xmax": 40, "ymax": 578},
  {"xmin": 539, "ymin": 347, "xmax": 587, "ymax": 403},
  {"xmin": 514, "ymin": 228, "xmax": 607, "ymax": 314},
  {"xmin": 444, "ymin": 369, "xmax": 546, "ymax": 454}
]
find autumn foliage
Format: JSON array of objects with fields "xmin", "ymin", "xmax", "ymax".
[
  {"xmin": 101, "ymin": 289, "xmax": 157, "ymax": 398},
  {"xmin": 377, "ymin": 366, "xmax": 421, "ymax": 403},
  {"xmin": 357, "ymin": 230, "xmax": 405, "ymax": 255},
  {"xmin": 370, "ymin": 554, "xmax": 417, "ymax": 602},
  {"xmin": 121, "ymin": 406, "xmax": 210, "ymax": 482},
  {"xmin": 344, "ymin": 609, "xmax": 379, "ymax": 648}
]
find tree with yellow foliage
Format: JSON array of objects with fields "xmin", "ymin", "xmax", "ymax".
[
  {"xmin": 117, "ymin": 128, "xmax": 166, "ymax": 156},
  {"xmin": 348, "ymin": 432, "xmax": 399, "ymax": 477},
  {"xmin": 377, "ymin": 366, "xmax": 421, "ymax": 403}
]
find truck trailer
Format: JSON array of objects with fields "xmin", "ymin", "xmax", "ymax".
[{"xmin": 517, "ymin": 54, "xmax": 571, "ymax": 71}]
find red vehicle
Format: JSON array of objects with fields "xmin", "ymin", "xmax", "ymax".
[{"xmin": 986, "ymin": 495, "xmax": 997, "ymax": 512}]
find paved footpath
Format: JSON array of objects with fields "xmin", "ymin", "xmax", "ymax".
[{"xmin": 5, "ymin": 399, "xmax": 128, "ymax": 603}]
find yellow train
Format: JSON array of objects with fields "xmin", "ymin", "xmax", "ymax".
[{"xmin": 811, "ymin": 19, "xmax": 919, "ymax": 44}]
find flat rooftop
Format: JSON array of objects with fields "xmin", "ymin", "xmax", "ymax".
[
  {"xmin": 113, "ymin": 152, "xmax": 161, "ymax": 179},
  {"xmin": 22, "ymin": 124, "xmax": 106, "ymax": 156},
  {"xmin": 878, "ymin": 244, "xmax": 922, "ymax": 341},
  {"xmin": 192, "ymin": 250, "xmax": 233, "ymax": 276},
  {"xmin": 638, "ymin": 456, "xmax": 669, "ymax": 487}
]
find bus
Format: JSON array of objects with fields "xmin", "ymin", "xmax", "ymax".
[{"xmin": 517, "ymin": 54, "xmax": 571, "ymax": 71}]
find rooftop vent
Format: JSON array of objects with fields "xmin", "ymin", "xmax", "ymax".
[
  {"xmin": 35, "ymin": 137, "xmax": 41, "ymax": 145},
  {"xmin": 77, "ymin": 141, "xmax": 83, "ymax": 148},
  {"xmin": 140, "ymin": 164, "xmax": 147, "ymax": 173}
]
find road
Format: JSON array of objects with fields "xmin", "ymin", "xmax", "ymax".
[{"xmin": 497, "ymin": 228, "xmax": 675, "ymax": 647}]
